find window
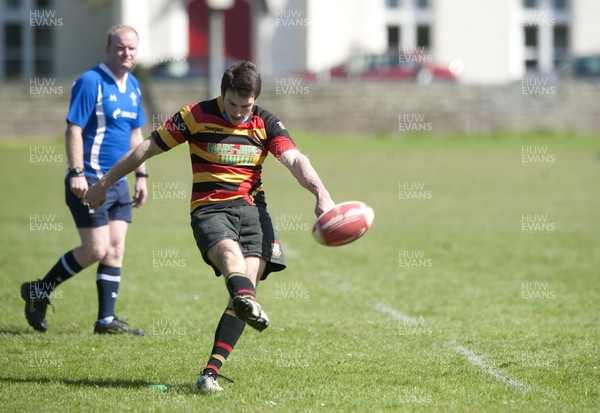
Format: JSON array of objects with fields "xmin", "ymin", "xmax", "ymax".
[
  {"xmin": 6, "ymin": 0, "xmax": 21, "ymax": 10},
  {"xmin": 417, "ymin": 25, "xmax": 430, "ymax": 49},
  {"xmin": 386, "ymin": 0, "xmax": 401, "ymax": 8},
  {"xmin": 553, "ymin": 25, "xmax": 568, "ymax": 64},
  {"xmin": 524, "ymin": 26, "xmax": 538, "ymax": 71},
  {"xmin": 4, "ymin": 23, "xmax": 22, "ymax": 78},
  {"xmin": 417, "ymin": 0, "xmax": 429, "ymax": 9},
  {"xmin": 524, "ymin": 26, "xmax": 538, "ymax": 47},
  {"xmin": 525, "ymin": 60, "xmax": 538, "ymax": 71},
  {"xmin": 35, "ymin": 28, "xmax": 53, "ymax": 76},
  {"xmin": 387, "ymin": 26, "xmax": 400, "ymax": 50},
  {"xmin": 35, "ymin": 58, "xmax": 52, "ymax": 76},
  {"xmin": 553, "ymin": 0, "xmax": 567, "ymax": 10},
  {"xmin": 4, "ymin": 24, "xmax": 21, "ymax": 49},
  {"xmin": 553, "ymin": 25, "xmax": 568, "ymax": 48},
  {"xmin": 523, "ymin": 0, "xmax": 536, "ymax": 8}
]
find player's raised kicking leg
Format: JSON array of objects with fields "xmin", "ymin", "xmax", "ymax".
[{"xmin": 194, "ymin": 241, "xmax": 267, "ymax": 392}]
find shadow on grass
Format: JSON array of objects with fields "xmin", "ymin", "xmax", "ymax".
[
  {"xmin": 0, "ymin": 325, "xmax": 135, "ymax": 336},
  {"xmin": 0, "ymin": 326, "xmax": 39, "ymax": 335},
  {"xmin": 0, "ymin": 325, "xmax": 86, "ymax": 336},
  {"xmin": 0, "ymin": 376, "xmax": 198, "ymax": 395},
  {"xmin": 0, "ymin": 375, "xmax": 156, "ymax": 390}
]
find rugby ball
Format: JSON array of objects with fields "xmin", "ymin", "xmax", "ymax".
[{"xmin": 312, "ymin": 201, "xmax": 374, "ymax": 246}]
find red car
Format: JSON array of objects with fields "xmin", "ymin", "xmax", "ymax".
[{"xmin": 309, "ymin": 52, "xmax": 457, "ymax": 84}]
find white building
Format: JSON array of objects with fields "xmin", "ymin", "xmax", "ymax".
[
  {"xmin": 385, "ymin": 0, "xmax": 599, "ymax": 83},
  {"xmin": 0, "ymin": 0, "xmax": 598, "ymax": 84}
]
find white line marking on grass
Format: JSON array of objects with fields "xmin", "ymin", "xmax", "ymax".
[
  {"xmin": 373, "ymin": 304, "xmax": 528, "ymax": 393},
  {"xmin": 450, "ymin": 345, "xmax": 528, "ymax": 392},
  {"xmin": 374, "ymin": 304, "xmax": 418, "ymax": 324}
]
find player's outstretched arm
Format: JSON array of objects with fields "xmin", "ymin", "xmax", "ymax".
[
  {"xmin": 130, "ymin": 127, "xmax": 149, "ymax": 208},
  {"xmin": 277, "ymin": 149, "xmax": 335, "ymax": 217},
  {"xmin": 85, "ymin": 136, "xmax": 163, "ymax": 209}
]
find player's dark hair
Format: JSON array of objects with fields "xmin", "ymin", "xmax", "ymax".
[
  {"xmin": 106, "ymin": 25, "xmax": 138, "ymax": 47},
  {"xmin": 221, "ymin": 61, "xmax": 261, "ymax": 99}
]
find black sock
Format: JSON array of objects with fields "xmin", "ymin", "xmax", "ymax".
[
  {"xmin": 40, "ymin": 250, "xmax": 83, "ymax": 292},
  {"xmin": 204, "ymin": 308, "xmax": 246, "ymax": 375},
  {"xmin": 96, "ymin": 264, "xmax": 121, "ymax": 321},
  {"xmin": 225, "ymin": 272, "xmax": 256, "ymax": 300}
]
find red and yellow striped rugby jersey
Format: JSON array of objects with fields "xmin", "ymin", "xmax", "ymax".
[{"xmin": 151, "ymin": 96, "xmax": 297, "ymax": 214}]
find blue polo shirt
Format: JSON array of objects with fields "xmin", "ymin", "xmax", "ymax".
[{"xmin": 66, "ymin": 63, "xmax": 146, "ymax": 181}]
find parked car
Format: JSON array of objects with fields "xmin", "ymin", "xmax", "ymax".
[
  {"xmin": 150, "ymin": 59, "xmax": 197, "ymax": 79},
  {"xmin": 554, "ymin": 55, "xmax": 600, "ymax": 82},
  {"xmin": 572, "ymin": 55, "xmax": 600, "ymax": 79},
  {"xmin": 149, "ymin": 56, "xmax": 237, "ymax": 79},
  {"xmin": 305, "ymin": 52, "xmax": 457, "ymax": 84}
]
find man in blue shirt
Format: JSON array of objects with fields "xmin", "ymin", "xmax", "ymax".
[{"xmin": 21, "ymin": 25, "xmax": 148, "ymax": 335}]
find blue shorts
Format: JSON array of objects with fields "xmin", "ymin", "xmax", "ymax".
[{"xmin": 65, "ymin": 177, "xmax": 132, "ymax": 228}]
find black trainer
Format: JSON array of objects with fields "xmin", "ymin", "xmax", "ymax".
[
  {"xmin": 20, "ymin": 281, "xmax": 53, "ymax": 332},
  {"xmin": 93, "ymin": 316, "xmax": 144, "ymax": 336},
  {"xmin": 232, "ymin": 295, "xmax": 270, "ymax": 332}
]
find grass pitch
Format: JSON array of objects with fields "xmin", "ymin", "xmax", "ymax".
[{"xmin": 0, "ymin": 132, "xmax": 598, "ymax": 412}]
